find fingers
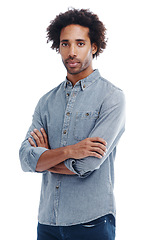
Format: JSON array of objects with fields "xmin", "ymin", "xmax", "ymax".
[
  {"xmin": 28, "ymin": 137, "xmax": 36, "ymax": 147},
  {"xmin": 91, "ymin": 147, "xmax": 106, "ymax": 157},
  {"xmin": 88, "ymin": 151, "xmax": 103, "ymax": 159},
  {"xmin": 30, "ymin": 130, "xmax": 41, "ymax": 146},
  {"xmin": 28, "ymin": 128, "xmax": 49, "ymax": 148},
  {"xmin": 40, "ymin": 128, "xmax": 48, "ymax": 144},
  {"xmin": 87, "ymin": 137, "xmax": 107, "ymax": 158},
  {"xmin": 31, "ymin": 129, "xmax": 44, "ymax": 144},
  {"xmin": 91, "ymin": 142, "xmax": 107, "ymax": 153},
  {"xmin": 89, "ymin": 137, "xmax": 107, "ymax": 146}
]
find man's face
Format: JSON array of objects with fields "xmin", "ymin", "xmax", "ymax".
[{"xmin": 59, "ymin": 24, "xmax": 97, "ymax": 80}]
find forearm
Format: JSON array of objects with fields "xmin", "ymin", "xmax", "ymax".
[
  {"xmin": 36, "ymin": 146, "xmax": 71, "ymax": 172},
  {"xmin": 48, "ymin": 162, "xmax": 76, "ymax": 175},
  {"xmin": 29, "ymin": 127, "xmax": 106, "ymax": 175},
  {"xmin": 36, "ymin": 137, "xmax": 106, "ymax": 172}
]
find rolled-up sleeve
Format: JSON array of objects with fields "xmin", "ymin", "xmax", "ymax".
[
  {"xmin": 64, "ymin": 89, "xmax": 125, "ymax": 178},
  {"xmin": 19, "ymin": 99, "xmax": 49, "ymax": 173}
]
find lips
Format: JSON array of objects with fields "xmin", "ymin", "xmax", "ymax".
[
  {"xmin": 66, "ymin": 59, "xmax": 80, "ymax": 68},
  {"xmin": 68, "ymin": 62, "xmax": 79, "ymax": 67}
]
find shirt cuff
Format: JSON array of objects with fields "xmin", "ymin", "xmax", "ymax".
[
  {"xmin": 64, "ymin": 159, "xmax": 92, "ymax": 178},
  {"xmin": 25, "ymin": 147, "xmax": 49, "ymax": 173}
]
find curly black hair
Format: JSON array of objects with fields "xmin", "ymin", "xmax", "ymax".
[{"xmin": 46, "ymin": 8, "xmax": 107, "ymax": 58}]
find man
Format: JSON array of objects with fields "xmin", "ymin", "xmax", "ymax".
[{"xmin": 19, "ymin": 8, "xmax": 125, "ymax": 240}]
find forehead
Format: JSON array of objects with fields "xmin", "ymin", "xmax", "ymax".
[{"xmin": 60, "ymin": 24, "xmax": 90, "ymax": 41}]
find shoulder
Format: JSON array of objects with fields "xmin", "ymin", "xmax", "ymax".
[
  {"xmin": 42, "ymin": 81, "xmax": 64, "ymax": 99},
  {"xmin": 98, "ymin": 75, "xmax": 125, "ymax": 107},
  {"xmin": 37, "ymin": 81, "xmax": 64, "ymax": 107}
]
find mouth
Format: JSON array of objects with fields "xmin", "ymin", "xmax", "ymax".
[{"xmin": 66, "ymin": 60, "xmax": 80, "ymax": 68}]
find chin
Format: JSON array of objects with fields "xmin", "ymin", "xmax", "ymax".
[{"xmin": 67, "ymin": 68, "xmax": 82, "ymax": 75}]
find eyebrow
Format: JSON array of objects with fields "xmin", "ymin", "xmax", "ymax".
[{"xmin": 60, "ymin": 39, "xmax": 87, "ymax": 42}]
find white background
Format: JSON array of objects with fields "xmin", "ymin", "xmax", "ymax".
[{"xmin": 0, "ymin": 0, "xmax": 160, "ymax": 239}]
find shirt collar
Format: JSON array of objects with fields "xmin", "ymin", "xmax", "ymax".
[{"xmin": 64, "ymin": 69, "xmax": 100, "ymax": 91}]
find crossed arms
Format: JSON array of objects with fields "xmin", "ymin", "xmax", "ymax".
[
  {"xmin": 19, "ymin": 89, "xmax": 125, "ymax": 177},
  {"xmin": 28, "ymin": 128, "xmax": 107, "ymax": 175}
]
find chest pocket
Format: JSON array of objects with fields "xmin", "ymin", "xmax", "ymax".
[{"xmin": 74, "ymin": 111, "xmax": 99, "ymax": 141}]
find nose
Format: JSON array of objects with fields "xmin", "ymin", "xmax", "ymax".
[{"xmin": 68, "ymin": 44, "xmax": 77, "ymax": 58}]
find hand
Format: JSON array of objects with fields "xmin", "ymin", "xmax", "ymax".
[
  {"xmin": 68, "ymin": 137, "xmax": 107, "ymax": 159},
  {"xmin": 28, "ymin": 128, "xmax": 49, "ymax": 149}
]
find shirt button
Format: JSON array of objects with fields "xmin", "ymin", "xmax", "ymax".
[
  {"xmin": 63, "ymin": 130, "xmax": 67, "ymax": 134},
  {"xmin": 56, "ymin": 186, "xmax": 59, "ymax": 189},
  {"xmin": 83, "ymin": 84, "xmax": 86, "ymax": 88},
  {"xmin": 66, "ymin": 93, "xmax": 70, "ymax": 97},
  {"xmin": 86, "ymin": 112, "xmax": 89, "ymax": 116},
  {"xmin": 66, "ymin": 112, "xmax": 70, "ymax": 116},
  {"xmin": 67, "ymin": 81, "xmax": 70, "ymax": 85}
]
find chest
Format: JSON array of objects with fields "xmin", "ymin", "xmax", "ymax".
[{"xmin": 42, "ymin": 89, "xmax": 103, "ymax": 147}]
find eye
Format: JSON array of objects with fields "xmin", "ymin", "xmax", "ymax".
[
  {"xmin": 78, "ymin": 42, "xmax": 85, "ymax": 47},
  {"xmin": 61, "ymin": 42, "xmax": 68, "ymax": 47}
]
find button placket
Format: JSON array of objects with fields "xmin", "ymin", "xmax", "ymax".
[
  {"xmin": 54, "ymin": 180, "xmax": 61, "ymax": 223},
  {"xmin": 61, "ymin": 89, "xmax": 78, "ymax": 147}
]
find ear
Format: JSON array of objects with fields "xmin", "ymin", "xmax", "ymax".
[{"xmin": 92, "ymin": 43, "xmax": 98, "ymax": 55}]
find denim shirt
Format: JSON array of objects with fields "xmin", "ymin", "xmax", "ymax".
[{"xmin": 19, "ymin": 69, "xmax": 125, "ymax": 226}]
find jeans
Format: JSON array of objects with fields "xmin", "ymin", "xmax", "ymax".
[{"xmin": 37, "ymin": 214, "xmax": 115, "ymax": 240}]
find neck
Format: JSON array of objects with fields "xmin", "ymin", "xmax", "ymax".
[{"xmin": 67, "ymin": 66, "xmax": 94, "ymax": 86}]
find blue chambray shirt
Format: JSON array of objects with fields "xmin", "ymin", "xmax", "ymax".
[{"xmin": 19, "ymin": 69, "xmax": 125, "ymax": 226}]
